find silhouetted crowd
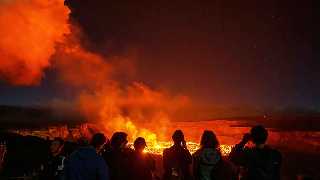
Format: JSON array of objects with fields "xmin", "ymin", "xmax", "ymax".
[{"xmin": 2, "ymin": 125, "xmax": 313, "ymax": 180}]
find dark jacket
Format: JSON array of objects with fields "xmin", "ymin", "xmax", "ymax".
[
  {"xmin": 102, "ymin": 148, "xmax": 132, "ymax": 180},
  {"xmin": 229, "ymin": 144, "xmax": 282, "ymax": 180},
  {"xmin": 130, "ymin": 151, "xmax": 155, "ymax": 180},
  {"xmin": 66, "ymin": 146, "xmax": 109, "ymax": 180},
  {"xmin": 163, "ymin": 145, "xmax": 192, "ymax": 180}
]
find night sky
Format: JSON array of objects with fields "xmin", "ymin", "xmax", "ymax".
[{"xmin": 0, "ymin": 0, "xmax": 317, "ymax": 110}]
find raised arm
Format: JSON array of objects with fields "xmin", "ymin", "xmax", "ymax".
[{"xmin": 229, "ymin": 133, "xmax": 250, "ymax": 166}]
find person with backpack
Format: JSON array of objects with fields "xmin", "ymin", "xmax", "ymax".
[
  {"xmin": 229, "ymin": 125, "xmax": 282, "ymax": 180},
  {"xmin": 193, "ymin": 130, "xmax": 237, "ymax": 180},
  {"xmin": 193, "ymin": 130, "xmax": 221, "ymax": 180},
  {"xmin": 163, "ymin": 130, "xmax": 192, "ymax": 180}
]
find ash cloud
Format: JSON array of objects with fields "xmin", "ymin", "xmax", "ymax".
[{"xmin": 0, "ymin": 0, "xmax": 70, "ymax": 85}]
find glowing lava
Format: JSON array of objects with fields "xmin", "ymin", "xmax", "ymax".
[{"xmin": 135, "ymin": 141, "xmax": 233, "ymax": 156}]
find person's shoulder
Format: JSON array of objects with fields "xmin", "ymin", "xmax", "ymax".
[
  {"xmin": 241, "ymin": 146, "xmax": 259, "ymax": 156},
  {"xmin": 192, "ymin": 148, "xmax": 203, "ymax": 159},
  {"xmin": 182, "ymin": 147, "xmax": 191, "ymax": 155},
  {"xmin": 69, "ymin": 148, "xmax": 80, "ymax": 158},
  {"xmin": 163, "ymin": 147, "xmax": 169, "ymax": 154},
  {"xmin": 124, "ymin": 147, "xmax": 134, "ymax": 154},
  {"xmin": 163, "ymin": 146, "xmax": 173, "ymax": 156},
  {"xmin": 145, "ymin": 153, "xmax": 155, "ymax": 162},
  {"xmin": 68, "ymin": 149, "xmax": 82, "ymax": 164},
  {"xmin": 184, "ymin": 147, "xmax": 191, "ymax": 152},
  {"xmin": 164, "ymin": 146, "xmax": 173, "ymax": 152},
  {"xmin": 193, "ymin": 149, "xmax": 201, "ymax": 156}
]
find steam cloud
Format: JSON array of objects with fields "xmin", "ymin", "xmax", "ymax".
[
  {"xmin": 0, "ymin": 0, "xmax": 69, "ymax": 85},
  {"xmin": 0, "ymin": 0, "xmax": 190, "ymax": 140},
  {"xmin": 52, "ymin": 43, "xmax": 190, "ymax": 140}
]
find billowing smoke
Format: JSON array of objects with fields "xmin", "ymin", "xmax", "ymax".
[
  {"xmin": 0, "ymin": 0, "xmax": 191, "ymax": 141},
  {"xmin": 0, "ymin": 0, "xmax": 69, "ymax": 85},
  {"xmin": 52, "ymin": 42, "xmax": 190, "ymax": 140}
]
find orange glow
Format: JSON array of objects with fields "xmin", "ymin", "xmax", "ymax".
[
  {"xmin": 11, "ymin": 121, "xmax": 320, "ymax": 157},
  {"xmin": 0, "ymin": 0, "xmax": 69, "ymax": 85},
  {"xmin": 0, "ymin": 0, "xmax": 239, "ymax": 157}
]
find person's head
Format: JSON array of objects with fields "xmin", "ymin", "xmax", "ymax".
[
  {"xmin": 134, "ymin": 137, "xmax": 147, "ymax": 153},
  {"xmin": 250, "ymin": 125, "xmax": 268, "ymax": 145},
  {"xmin": 110, "ymin": 132, "xmax": 128, "ymax": 150},
  {"xmin": 90, "ymin": 133, "xmax": 107, "ymax": 152},
  {"xmin": 50, "ymin": 137, "xmax": 64, "ymax": 156},
  {"xmin": 172, "ymin": 130, "xmax": 184, "ymax": 145},
  {"xmin": 200, "ymin": 130, "xmax": 219, "ymax": 149}
]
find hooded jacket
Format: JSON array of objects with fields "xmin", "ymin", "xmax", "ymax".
[
  {"xmin": 66, "ymin": 146, "xmax": 109, "ymax": 180},
  {"xmin": 193, "ymin": 148, "xmax": 221, "ymax": 180}
]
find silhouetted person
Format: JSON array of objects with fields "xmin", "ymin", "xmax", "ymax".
[
  {"xmin": 66, "ymin": 133, "xmax": 109, "ymax": 180},
  {"xmin": 130, "ymin": 137, "xmax": 156, "ymax": 180},
  {"xmin": 229, "ymin": 125, "xmax": 282, "ymax": 180},
  {"xmin": 193, "ymin": 130, "xmax": 221, "ymax": 180},
  {"xmin": 163, "ymin": 130, "xmax": 192, "ymax": 180},
  {"xmin": 193, "ymin": 130, "xmax": 237, "ymax": 180},
  {"xmin": 39, "ymin": 137, "xmax": 66, "ymax": 180},
  {"xmin": 102, "ymin": 132, "xmax": 132, "ymax": 180}
]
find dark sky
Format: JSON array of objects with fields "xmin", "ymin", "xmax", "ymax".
[{"xmin": 0, "ymin": 0, "xmax": 317, "ymax": 110}]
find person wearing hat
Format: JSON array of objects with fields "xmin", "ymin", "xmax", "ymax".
[{"xmin": 130, "ymin": 137, "xmax": 156, "ymax": 180}]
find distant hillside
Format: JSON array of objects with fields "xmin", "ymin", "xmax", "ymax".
[
  {"xmin": 176, "ymin": 104, "xmax": 320, "ymax": 120},
  {"xmin": 0, "ymin": 105, "xmax": 85, "ymax": 129},
  {"xmin": 1, "ymin": 105, "xmax": 319, "ymax": 131}
]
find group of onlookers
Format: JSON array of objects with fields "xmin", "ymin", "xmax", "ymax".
[
  {"xmin": 162, "ymin": 126, "xmax": 282, "ymax": 180},
  {"xmin": 6, "ymin": 125, "xmax": 318, "ymax": 179},
  {"xmin": 38, "ymin": 131, "xmax": 156, "ymax": 180},
  {"xmin": 31, "ymin": 125, "xmax": 285, "ymax": 180}
]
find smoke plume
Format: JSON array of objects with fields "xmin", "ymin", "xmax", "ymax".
[
  {"xmin": 0, "ymin": 0, "xmax": 191, "ymax": 141},
  {"xmin": 52, "ymin": 41, "xmax": 190, "ymax": 140},
  {"xmin": 0, "ymin": 0, "xmax": 69, "ymax": 85}
]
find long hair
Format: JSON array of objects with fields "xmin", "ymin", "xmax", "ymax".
[{"xmin": 200, "ymin": 130, "xmax": 219, "ymax": 149}]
